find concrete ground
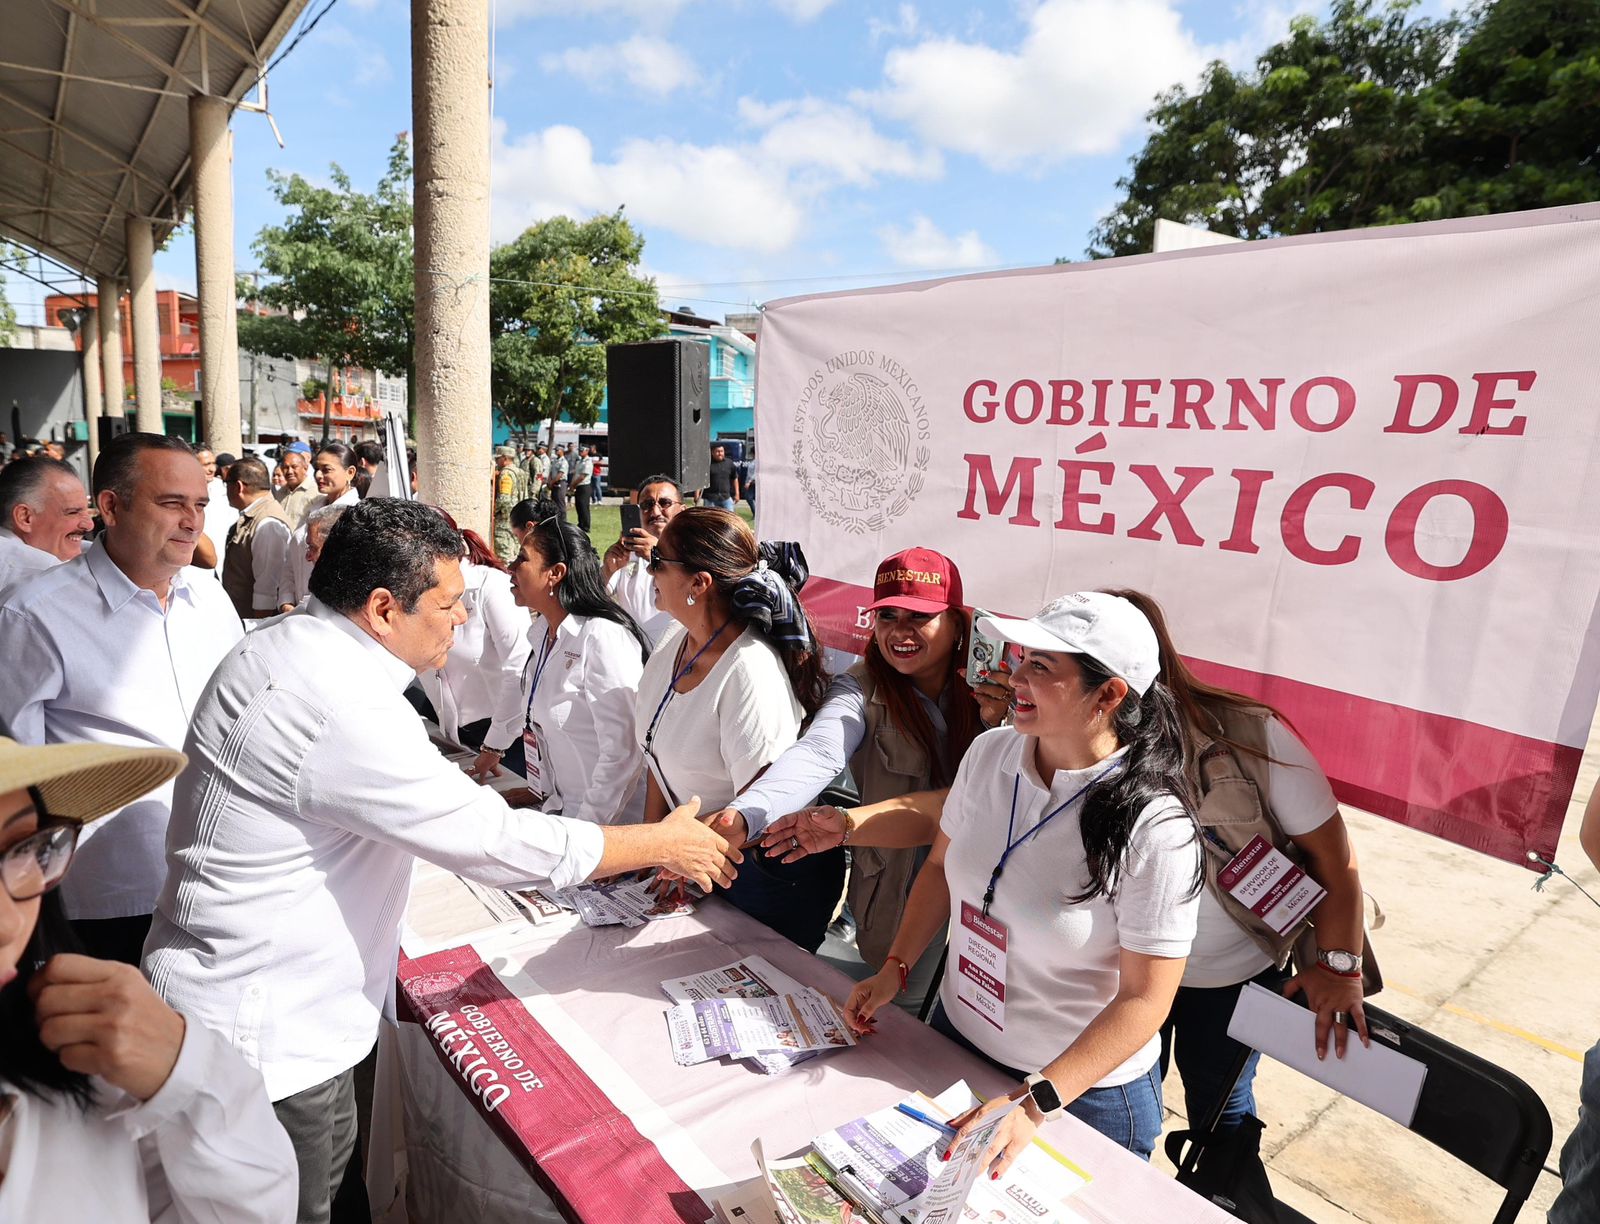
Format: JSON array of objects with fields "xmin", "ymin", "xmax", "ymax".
[{"xmin": 1152, "ymin": 713, "xmax": 1600, "ymax": 1223}]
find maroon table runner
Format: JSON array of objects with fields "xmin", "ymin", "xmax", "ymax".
[{"xmin": 397, "ymin": 944, "xmax": 713, "ymax": 1223}]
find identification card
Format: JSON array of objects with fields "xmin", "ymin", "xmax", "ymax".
[
  {"xmin": 1217, "ymin": 835, "xmax": 1326, "ymax": 935},
  {"xmin": 954, "ymin": 900, "xmax": 1007, "ymax": 1031},
  {"xmin": 520, "ymin": 724, "xmax": 549, "ymax": 801}
]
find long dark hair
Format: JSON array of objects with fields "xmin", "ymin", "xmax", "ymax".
[
  {"xmin": 1101, "ymin": 588, "xmax": 1292, "ymax": 769},
  {"xmin": 863, "ymin": 607, "xmax": 983, "ymax": 788},
  {"xmin": 0, "ymin": 850, "xmax": 92, "ymax": 1107},
  {"xmin": 1069, "ymin": 654, "xmax": 1201, "ymax": 904},
  {"xmin": 431, "ymin": 506, "xmax": 505, "ymax": 573},
  {"xmin": 525, "ymin": 515, "xmax": 650, "ymax": 662},
  {"xmin": 661, "ymin": 508, "xmax": 828, "ymax": 715}
]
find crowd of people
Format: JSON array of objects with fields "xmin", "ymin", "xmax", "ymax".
[{"xmin": 0, "ymin": 427, "xmax": 1591, "ymax": 1224}]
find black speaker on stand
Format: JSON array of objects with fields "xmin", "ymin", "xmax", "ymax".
[
  {"xmin": 606, "ymin": 339, "xmax": 711, "ymax": 493},
  {"xmin": 97, "ymin": 415, "xmax": 129, "ymax": 451}
]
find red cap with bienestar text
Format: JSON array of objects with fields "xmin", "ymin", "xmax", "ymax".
[{"xmin": 864, "ymin": 547, "xmax": 964, "ymax": 614}]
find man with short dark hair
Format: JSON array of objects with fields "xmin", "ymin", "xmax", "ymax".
[
  {"xmin": 0, "ymin": 456, "xmax": 94, "ymax": 588},
  {"xmin": 144, "ymin": 498, "xmax": 738, "ymax": 1224},
  {"xmin": 353, "ymin": 439, "xmax": 384, "ymax": 477},
  {"xmin": 222, "ymin": 457, "xmax": 293, "ymax": 620},
  {"xmin": 275, "ymin": 442, "xmax": 317, "ymax": 528},
  {"xmin": 0, "ymin": 432, "xmax": 243, "ymax": 963},
  {"xmin": 569, "ymin": 444, "xmax": 595, "ymax": 533},
  {"xmin": 602, "ymin": 473, "xmax": 684, "ymax": 646},
  {"xmin": 491, "ymin": 444, "xmax": 531, "ymax": 563},
  {"xmin": 44, "ymin": 439, "xmax": 66, "ymax": 462},
  {"xmin": 698, "ymin": 443, "xmax": 740, "ymax": 509}
]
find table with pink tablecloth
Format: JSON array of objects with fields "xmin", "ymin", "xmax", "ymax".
[{"xmin": 369, "ymin": 861, "xmax": 1232, "ymax": 1224}]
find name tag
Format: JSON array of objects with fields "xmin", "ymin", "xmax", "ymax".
[
  {"xmin": 1217, "ymin": 835, "xmax": 1326, "ymax": 935},
  {"xmin": 954, "ymin": 900, "xmax": 1008, "ymax": 1031},
  {"xmin": 521, "ymin": 724, "xmax": 550, "ymax": 802}
]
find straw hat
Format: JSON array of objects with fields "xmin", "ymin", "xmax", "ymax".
[{"xmin": 0, "ymin": 737, "xmax": 186, "ymax": 825}]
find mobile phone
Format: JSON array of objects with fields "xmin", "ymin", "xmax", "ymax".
[
  {"xmin": 620, "ymin": 503, "xmax": 643, "ymax": 536},
  {"xmin": 965, "ymin": 608, "xmax": 1009, "ymax": 688}
]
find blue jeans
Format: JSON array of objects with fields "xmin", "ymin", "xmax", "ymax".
[
  {"xmin": 707, "ymin": 497, "xmax": 736, "ymax": 511},
  {"xmin": 1552, "ymin": 1037, "xmax": 1600, "ymax": 1223},
  {"xmin": 1159, "ymin": 964, "xmax": 1290, "ymax": 1132},
  {"xmin": 719, "ymin": 844, "xmax": 845, "ymax": 952},
  {"xmin": 928, "ymin": 1001, "xmax": 1164, "ymax": 1159}
]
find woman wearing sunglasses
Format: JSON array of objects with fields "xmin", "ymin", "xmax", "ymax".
[
  {"xmin": 0, "ymin": 734, "xmax": 296, "ymax": 1220},
  {"xmin": 501, "ymin": 514, "xmax": 652, "ymax": 823},
  {"xmin": 636, "ymin": 508, "xmax": 832, "ymax": 947}
]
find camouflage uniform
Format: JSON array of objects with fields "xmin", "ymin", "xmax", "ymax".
[{"xmin": 493, "ymin": 461, "xmax": 532, "ymax": 563}]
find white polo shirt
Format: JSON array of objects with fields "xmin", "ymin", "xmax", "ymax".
[
  {"xmin": 938, "ymin": 728, "xmax": 1201, "ymax": 1085},
  {"xmin": 0, "ymin": 541, "xmax": 243, "ymax": 919},
  {"xmin": 606, "ymin": 558, "xmax": 672, "ymax": 647},
  {"xmin": 144, "ymin": 599, "xmax": 604, "ymax": 1100}
]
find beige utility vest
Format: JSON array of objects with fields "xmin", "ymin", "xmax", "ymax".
[{"xmin": 221, "ymin": 494, "xmax": 290, "ymax": 618}]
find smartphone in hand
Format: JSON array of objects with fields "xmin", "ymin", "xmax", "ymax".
[
  {"xmin": 965, "ymin": 608, "xmax": 1009, "ymax": 688},
  {"xmin": 620, "ymin": 503, "xmax": 644, "ymax": 537}
]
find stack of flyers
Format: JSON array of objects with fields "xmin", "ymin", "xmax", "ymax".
[
  {"xmin": 666, "ymin": 989, "xmax": 856, "ymax": 1067},
  {"xmin": 460, "ymin": 878, "xmax": 569, "ymax": 927},
  {"xmin": 660, "ymin": 956, "xmax": 807, "ymax": 1005},
  {"xmin": 551, "ymin": 875, "xmax": 695, "ymax": 928}
]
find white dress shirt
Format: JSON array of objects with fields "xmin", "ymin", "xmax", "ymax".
[
  {"xmin": 416, "ymin": 561, "xmax": 530, "ymax": 746},
  {"xmin": 521, "ymin": 612, "xmax": 647, "ymax": 824},
  {"xmin": 144, "ymin": 599, "xmax": 606, "ymax": 1101},
  {"xmin": 0, "ymin": 542, "xmax": 243, "ymax": 919},
  {"xmin": 0, "ymin": 526, "xmax": 60, "ymax": 593},
  {"xmin": 607, "ymin": 559, "xmax": 673, "ymax": 647},
  {"xmin": 200, "ymin": 476, "xmax": 239, "ymax": 578},
  {"xmin": 0, "ymin": 1017, "xmax": 297, "ymax": 1223},
  {"xmin": 277, "ymin": 487, "xmax": 358, "ymax": 608}
]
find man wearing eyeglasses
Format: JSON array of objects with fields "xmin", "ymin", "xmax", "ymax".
[{"xmin": 603, "ymin": 474, "xmax": 683, "ymax": 648}]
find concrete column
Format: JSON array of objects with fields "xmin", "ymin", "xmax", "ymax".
[
  {"xmin": 81, "ymin": 305, "xmax": 104, "ymax": 472},
  {"xmin": 126, "ymin": 217, "xmax": 164, "ymax": 434},
  {"xmin": 96, "ymin": 276, "xmax": 125, "ymax": 421},
  {"xmin": 412, "ymin": 0, "xmax": 491, "ymax": 533},
  {"xmin": 189, "ymin": 94, "xmax": 242, "ymax": 454}
]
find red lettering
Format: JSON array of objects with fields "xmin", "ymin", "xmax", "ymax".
[
  {"xmin": 1055, "ymin": 460, "xmax": 1115, "ymax": 534},
  {"xmin": 1121, "ymin": 379, "xmax": 1162, "ymax": 428},
  {"xmin": 1461, "ymin": 371, "xmax": 1534, "ymax": 436},
  {"xmin": 1087, "ymin": 379, "xmax": 1113, "ymax": 428},
  {"xmin": 1385, "ymin": 480, "xmax": 1509, "ymax": 581},
  {"xmin": 1005, "ymin": 380, "xmax": 1044, "ymax": 425},
  {"xmin": 1219, "ymin": 469, "xmax": 1274, "ymax": 554},
  {"xmin": 1223, "ymin": 378, "xmax": 1283, "ymax": 431},
  {"xmin": 957, "ymin": 454, "xmax": 1041, "ymax": 526},
  {"xmin": 1170, "ymin": 379, "xmax": 1215, "ymax": 430},
  {"xmin": 1127, "ymin": 465, "xmax": 1212, "ymax": 546},
  {"xmin": 1290, "ymin": 377, "xmax": 1356, "ymax": 433},
  {"xmin": 1386, "ymin": 374, "xmax": 1458, "ymax": 434},
  {"xmin": 1281, "ymin": 473, "xmax": 1375, "ymax": 565},
  {"xmin": 963, "ymin": 380, "xmax": 999, "ymax": 424},
  {"xmin": 1047, "ymin": 379, "xmax": 1083, "ymax": 426}
]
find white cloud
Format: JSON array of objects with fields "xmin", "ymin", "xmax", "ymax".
[
  {"xmin": 868, "ymin": 3, "xmax": 920, "ymax": 43},
  {"xmin": 492, "ymin": 100, "xmax": 938, "ymax": 253},
  {"xmin": 541, "ymin": 36, "xmax": 697, "ymax": 97},
  {"xmin": 878, "ymin": 215, "xmax": 997, "ymax": 269},
  {"xmin": 318, "ymin": 24, "xmax": 392, "ymax": 87},
  {"xmin": 858, "ymin": 0, "xmax": 1212, "ymax": 169},
  {"xmin": 769, "ymin": 0, "xmax": 838, "ymax": 21}
]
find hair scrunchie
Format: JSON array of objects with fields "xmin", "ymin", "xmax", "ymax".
[
  {"xmin": 757, "ymin": 540, "xmax": 810, "ymax": 593},
  {"xmin": 731, "ymin": 559, "xmax": 814, "ymax": 655}
]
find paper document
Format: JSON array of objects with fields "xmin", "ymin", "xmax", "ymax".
[
  {"xmin": 552, "ymin": 876, "xmax": 695, "ymax": 928},
  {"xmin": 1227, "ymin": 982, "xmax": 1428, "ymax": 1125},
  {"xmin": 661, "ymin": 956, "xmax": 807, "ymax": 1004},
  {"xmin": 751, "ymin": 1140, "xmax": 857, "ymax": 1224},
  {"xmin": 667, "ymin": 990, "xmax": 856, "ymax": 1065}
]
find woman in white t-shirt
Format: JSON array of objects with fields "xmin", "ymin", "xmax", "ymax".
[
  {"xmin": 1106, "ymin": 589, "xmax": 1372, "ymax": 1142},
  {"xmin": 843, "ymin": 592, "xmax": 1201, "ymax": 1164},
  {"xmin": 489, "ymin": 514, "xmax": 651, "ymax": 823},
  {"xmin": 635, "ymin": 508, "xmax": 833, "ymax": 947}
]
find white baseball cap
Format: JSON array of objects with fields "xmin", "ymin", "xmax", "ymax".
[{"xmin": 975, "ymin": 592, "xmax": 1160, "ymax": 696}]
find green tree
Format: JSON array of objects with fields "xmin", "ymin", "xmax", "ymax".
[
  {"xmin": 1088, "ymin": 0, "xmax": 1600, "ymax": 258},
  {"xmin": 237, "ymin": 134, "xmax": 415, "ymax": 402},
  {"xmin": 0, "ymin": 244, "xmax": 22, "ymax": 347},
  {"xmin": 489, "ymin": 211, "xmax": 665, "ymax": 442}
]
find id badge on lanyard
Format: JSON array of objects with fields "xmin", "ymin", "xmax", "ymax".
[
  {"xmin": 955, "ymin": 900, "xmax": 1008, "ymax": 1031},
  {"xmin": 521, "ymin": 723, "xmax": 550, "ymax": 802}
]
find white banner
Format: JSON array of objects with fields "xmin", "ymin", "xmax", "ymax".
[{"xmin": 755, "ymin": 205, "xmax": 1600, "ymax": 867}]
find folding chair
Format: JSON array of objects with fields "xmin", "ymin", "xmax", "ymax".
[{"xmin": 1169, "ymin": 999, "xmax": 1553, "ymax": 1224}]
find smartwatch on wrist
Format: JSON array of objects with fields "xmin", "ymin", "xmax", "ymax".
[
  {"xmin": 1022, "ymin": 1073, "xmax": 1065, "ymax": 1122},
  {"xmin": 1316, "ymin": 947, "xmax": 1363, "ymax": 977}
]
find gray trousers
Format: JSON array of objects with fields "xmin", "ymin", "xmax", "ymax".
[{"xmin": 273, "ymin": 1066, "xmax": 358, "ymax": 1224}]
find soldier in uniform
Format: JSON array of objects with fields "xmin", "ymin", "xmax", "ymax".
[{"xmin": 492, "ymin": 444, "xmax": 531, "ymax": 564}]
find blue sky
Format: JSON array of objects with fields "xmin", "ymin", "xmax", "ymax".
[{"xmin": 8, "ymin": 0, "xmax": 1455, "ymax": 325}]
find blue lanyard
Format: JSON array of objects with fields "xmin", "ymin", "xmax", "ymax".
[
  {"xmin": 983, "ymin": 757, "xmax": 1123, "ymax": 917},
  {"xmin": 523, "ymin": 626, "xmax": 558, "ymax": 731},
  {"xmin": 643, "ymin": 621, "xmax": 732, "ymax": 754}
]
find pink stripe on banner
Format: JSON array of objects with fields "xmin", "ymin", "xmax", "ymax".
[
  {"xmin": 802, "ymin": 576, "xmax": 1573, "ymax": 871},
  {"xmin": 397, "ymin": 946, "xmax": 711, "ymax": 1224}
]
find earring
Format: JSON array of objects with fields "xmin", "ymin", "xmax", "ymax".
[{"xmin": 687, "ymin": 595, "xmax": 697, "ymax": 607}]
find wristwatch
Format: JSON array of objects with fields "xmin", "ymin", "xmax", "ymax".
[
  {"xmin": 1022, "ymin": 1073, "xmax": 1065, "ymax": 1122},
  {"xmin": 1316, "ymin": 947, "xmax": 1363, "ymax": 977}
]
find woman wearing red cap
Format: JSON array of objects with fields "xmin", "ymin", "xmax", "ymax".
[{"xmin": 712, "ymin": 547, "xmax": 988, "ymax": 1006}]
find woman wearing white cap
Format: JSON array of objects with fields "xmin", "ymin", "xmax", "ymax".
[
  {"xmin": 836, "ymin": 592, "xmax": 1202, "ymax": 1163},
  {"xmin": 0, "ymin": 734, "xmax": 296, "ymax": 1221}
]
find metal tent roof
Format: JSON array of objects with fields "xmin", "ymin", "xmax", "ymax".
[{"xmin": 0, "ymin": 0, "xmax": 313, "ymax": 281}]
